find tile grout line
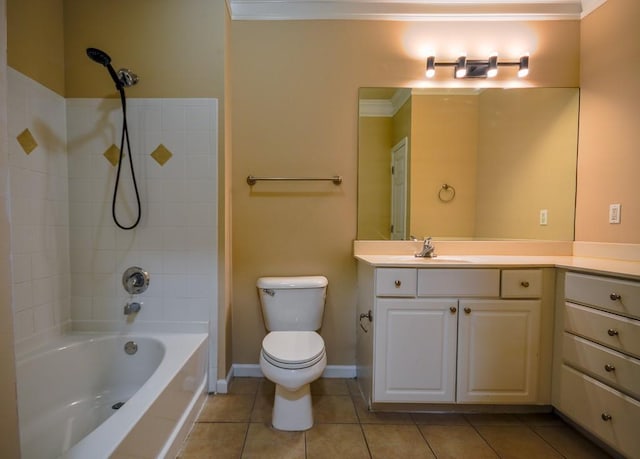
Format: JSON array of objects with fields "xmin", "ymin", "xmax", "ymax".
[
  {"xmin": 414, "ymin": 420, "xmax": 440, "ymax": 459},
  {"xmin": 463, "ymin": 414, "xmax": 505, "ymax": 459},
  {"xmin": 349, "ymin": 390, "xmax": 374, "ymax": 458},
  {"xmin": 526, "ymin": 422, "xmax": 570, "ymax": 459},
  {"xmin": 239, "ymin": 380, "xmax": 260, "ymax": 458}
]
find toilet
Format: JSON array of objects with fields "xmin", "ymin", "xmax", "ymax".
[{"xmin": 257, "ymin": 275, "xmax": 328, "ymax": 431}]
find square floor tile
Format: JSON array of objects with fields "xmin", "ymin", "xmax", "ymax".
[
  {"xmin": 313, "ymin": 395, "xmax": 358, "ymax": 423},
  {"xmin": 306, "ymin": 424, "xmax": 370, "ymax": 459},
  {"xmin": 229, "ymin": 377, "xmax": 261, "ymax": 395},
  {"xmin": 363, "ymin": 424, "xmax": 435, "ymax": 459},
  {"xmin": 198, "ymin": 394, "xmax": 255, "ymax": 422},
  {"xmin": 311, "ymin": 378, "xmax": 351, "ymax": 395},
  {"xmin": 242, "ymin": 422, "xmax": 305, "ymax": 459},
  {"xmin": 533, "ymin": 425, "xmax": 612, "ymax": 459},
  {"xmin": 178, "ymin": 422, "xmax": 247, "ymax": 458},
  {"xmin": 476, "ymin": 425, "xmax": 563, "ymax": 459},
  {"xmin": 251, "ymin": 390, "xmax": 274, "ymax": 423},
  {"xmin": 412, "ymin": 412, "xmax": 470, "ymax": 425},
  {"xmin": 516, "ymin": 412, "xmax": 565, "ymax": 426},
  {"xmin": 419, "ymin": 424, "xmax": 498, "ymax": 459},
  {"xmin": 353, "ymin": 396, "xmax": 413, "ymax": 424},
  {"xmin": 465, "ymin": 413, "xmax": 523, "ymax": 426}
]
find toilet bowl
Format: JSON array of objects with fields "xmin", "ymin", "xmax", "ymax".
[
  {"xmin": 259, "ymin": 331, "xmax": 327, "ymax": 431},
  {"xmin": 256, "ymin": 275, "xmax": 328, "ymax": 431}
]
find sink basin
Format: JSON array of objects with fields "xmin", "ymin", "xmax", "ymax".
[
  {"xmin": 373, "ymin": 255, "xmax": 472, "ymax": 264},
  {"xmin": 413, "ymin": 256, "xmax": 471, "ymax": 263}
]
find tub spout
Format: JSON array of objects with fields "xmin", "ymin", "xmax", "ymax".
[{"xmin": 124, "ymin": 302, "xmax": 142, "ymax": 315}]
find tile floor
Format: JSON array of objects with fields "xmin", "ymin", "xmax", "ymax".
[{"xmin": 177, "ymin": 378, "xmax": 613, "ymax": 459}]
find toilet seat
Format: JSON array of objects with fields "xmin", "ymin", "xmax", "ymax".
[{"xmin": 262, "ymin": 331, "xmax": 325, "ymax": 370}]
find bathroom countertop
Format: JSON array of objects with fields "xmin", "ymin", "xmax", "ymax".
[{"xmin": 354, "ymin": 254, "xmax": 640, "ymax": 280}]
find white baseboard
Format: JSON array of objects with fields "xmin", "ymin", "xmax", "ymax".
[
  {"xmin": 215, "ymin": 366, "xmax": 235, "ymax": 394},
  {"xmin": 228, "ymin": 364, "xmax": 357, "ymax": 380}
]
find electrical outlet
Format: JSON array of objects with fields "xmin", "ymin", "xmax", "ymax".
[
  {"xmin": 609, "ymin": 204, "xmax": 621, "ymax": 224},
  {"xmin": 539, "ymin": 209, "xmax": 548, "ymax": 226}
]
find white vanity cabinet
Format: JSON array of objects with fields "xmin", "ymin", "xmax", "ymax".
[
  {"xmin": 357, "ymin": 264, "xmax": 549, "ymax": 407},
  {"xmin": 554, "ymin": 272, "xmax": 640, "ymax": 459}
]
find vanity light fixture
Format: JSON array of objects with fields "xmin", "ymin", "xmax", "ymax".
[
  {"xmin": 517, "ymin": 55, "xmax": 529, "ymax": 77},
  {"xmin": 425, "ymin": 54, "xmax": 530, "ymax": 79},
  {"xmin": 425, "ymin": 56, "xmax": 436, "ymax": 78},
  {"xmin": 487, "ymin": 54, "xmax": 498, "ymax": 78},
  {"xmin": 455, "ymin": 56, "xmax": 467, "ymax": 78}
]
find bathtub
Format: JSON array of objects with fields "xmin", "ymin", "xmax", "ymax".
[{"xmin": 16, "ymin": 332, "xmax": 208, "ymax": 459}]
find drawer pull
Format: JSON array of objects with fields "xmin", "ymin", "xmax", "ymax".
[
  {"xmin": 464, "ymin": 307, "xmax": 471, "ymax": 314},
  {"xmin": 394, "ymin": 280, "xmax": 402, "ymax": 288},
  {"xmin": 604, "ymin": 364, "xmax": 616, "ymax": 372},
  {"xmin": 607, "ymin": 328, "xmax": 619, "ymax": 337},
  {"xmin": 520, "ymin": 281, "xmax": 530, "ymax": 288},
  {"xmin": 609, "ymin": 293, "xmax": 621, "ymax": 301},
  {"xmin": 450, "ymin": 306, "xmax": 457, "ymax": 314},
  {"xmin": 601, "ymin": 413, "xmax": 612, "ymax": 421}
]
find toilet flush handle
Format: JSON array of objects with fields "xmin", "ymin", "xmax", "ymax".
[
  {"xmin": 359, "ymin": 310, "xmax": 373, "ymax": 333},
  {"xmin": 263, "ymin": 288, "xmax": 275, "ymax": 296}
]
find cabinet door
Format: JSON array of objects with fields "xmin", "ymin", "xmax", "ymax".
[
  {"xmin": 457, "ymin": 300, "xmax": 541, "ymax": 403},
  {"xmin": 374, "ymin": 299, "xmax": 458, "ymax": 403}
]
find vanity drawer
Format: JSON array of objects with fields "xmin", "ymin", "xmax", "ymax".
[
  {"xmin": 376, "ymin": 268, "xmax": 417, "ymax": 297},
  {"xmin": 564, "ymin": 303, "xmax": 640, "ymax": 358},
  {"xmin": 417, "ymin": 269, "xmax": 499, "ymax": 297},
  {"xmin": 562, "ymin": 332, "xmax": 640, "ymax": 399},
  {"xmin": 558, "ymin": 364, "xmax": 640, "ymax": 459},
  {"xmin": 565, "ymin": 272, "xmax": 640, "ymax": 319},
  {"xmin": 501, "ymin": 269, "xmax": 542, "ymax": 298}
]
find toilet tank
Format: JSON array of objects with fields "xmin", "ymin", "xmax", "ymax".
[{"xmin": 257, "ymin": 276, "xmax": 328, "ymax": 331}]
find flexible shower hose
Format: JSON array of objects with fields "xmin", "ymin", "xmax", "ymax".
[{"xmin": 113, "ymin": 88, "xmax": 142, "ymax": 230}]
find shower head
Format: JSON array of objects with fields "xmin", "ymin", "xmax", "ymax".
[
  {"xmin": 86, "ymin": 47, "xmax": 130, "ymax": 91},
  {"xmin": 86, "ymin": 47, "xmax": 112, "ymax": 66}
]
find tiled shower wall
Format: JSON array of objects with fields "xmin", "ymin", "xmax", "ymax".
[
  {"xmin": 66, "ymin": 97, "xmax": 217, "ymax": 332},
  {"xmin": 8, "ymin": 69, "xmax": 70, "ymax": 353},
  {"xmin": 8, "ymin": 68, "xmax": 218, "ymax": 353}
]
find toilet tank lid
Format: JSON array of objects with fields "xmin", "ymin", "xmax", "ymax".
[{"xmin": 257, "ymin": 276, "xmax": 328, "ymax": 289}]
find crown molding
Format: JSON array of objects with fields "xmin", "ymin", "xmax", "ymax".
[
  {"xmin": 228, "ymin": 1, "xmax": 605, "ymax": 21},
  {"xmin": 359, "ymin": 88, "xmax": 411, "ymax": 117}
]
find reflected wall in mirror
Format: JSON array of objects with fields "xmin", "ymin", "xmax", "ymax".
[{"xmin": 358, "ymin": 87, "xmax": 579, "ymax": 241}]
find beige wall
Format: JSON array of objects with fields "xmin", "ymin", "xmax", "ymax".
[
  {"xmin": 63, "ymin": 0, "xmax": 223, "ymax": 99},
  {"xmin": 0, "ymin": 0, "xmax": 22, "ymax": 454},
  {"xmin": 7, "ymin": 0, "xmax": 65, "ymax": 96},
  {"xmin": 358, "ymin": 116, "xmax": 392, "ymax": 239},
  {"xmin": 475, "ymin": 88, "xmax": 579, "ymax": 240},
  {"xmin": 576, "ymin": 0, "xmax": 640, "ymax": 243},
  {"xmin": 410, "ymin": 95, "xmax": 478, "ymax": 239},
  {"xmin": 231, "ymin": 19, "xmax": 579, "ymax": 365}
]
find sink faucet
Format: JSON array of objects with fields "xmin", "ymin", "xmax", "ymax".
[{"xmin": 415, "ymin": 237, "xmax": 437, "ymax": 258}]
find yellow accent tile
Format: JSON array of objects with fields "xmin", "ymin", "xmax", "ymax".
[
  {"xmin": 103, "ymin": 145, "xmax": 120, "ymax": 166},
  {"xmin": 150, "ymin": 144, "xmax": 173, "ymax": 166},
  {"xmin": 16, "ymin": 128, "xmax": 38, "ymax": 155}
]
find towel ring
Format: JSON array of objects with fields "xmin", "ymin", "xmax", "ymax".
[{"xmin": 438, "ymin": 184, "xmax": 456, "ymax": 203}]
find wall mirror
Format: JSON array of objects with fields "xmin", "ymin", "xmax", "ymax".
[{"xmin": 357, "ymin": 87, "xmax": 579, "ymax": 241}]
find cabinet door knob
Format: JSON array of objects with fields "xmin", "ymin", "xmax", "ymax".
[
  {"xmin": 601, "ymin": 413, "xmax": 612, "ymax": 421},
  {"xmin": 520, "ymin": 281, "xmax": 530, "ymax": 288},
  {"xmin": 464, "ymin": 307, "xmax": 471, "ymax": 314},
  {"xmin": 604, "ymin": 364, "xmax": 616, "ymax": 372},
  {"xmin": 609, "ymin": 293, "xmax": 621, "ymax": 301},
  {"xmin": 450, "ymin": 306, "xmax": 457, "ymax": 313},
  {"xmin": 607, "ymin": 328, "xmax": 619, "ymax": 337},
  {"xmin": 394, "ymin": 280, "xmax": 402, "ymax": 287}
]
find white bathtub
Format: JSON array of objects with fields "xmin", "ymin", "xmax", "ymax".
[{"xmin": 16, "ymin": 332, "xmax": 208, "ymax": 459}]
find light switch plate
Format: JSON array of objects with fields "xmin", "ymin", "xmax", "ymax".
[
  {"xmin": 539, "ymin": 209, "xmax": 548, "ymax": 226},
  {"xmin": 609, "ymin": 204, "xmax": 621, "ymax": 224}
]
